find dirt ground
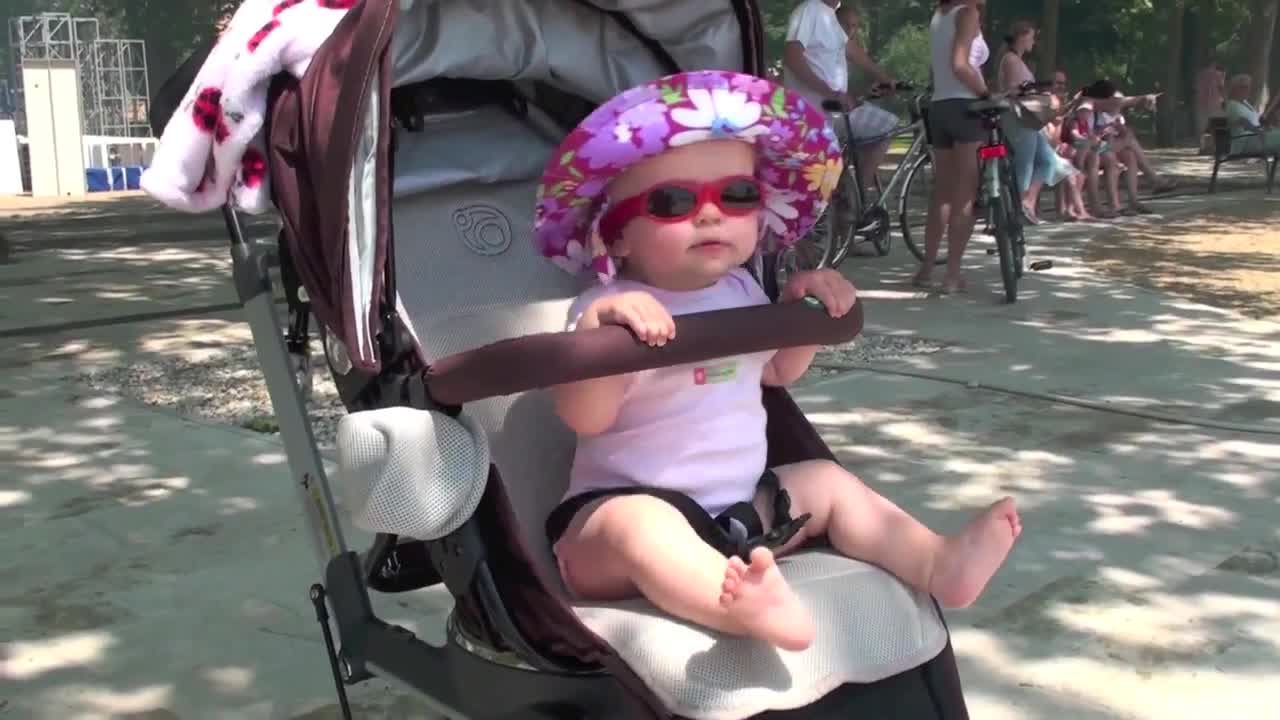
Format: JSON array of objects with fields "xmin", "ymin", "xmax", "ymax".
[{"xmin": 1082, "ymin": 196, "xmax": 1280, "ymax": 319}]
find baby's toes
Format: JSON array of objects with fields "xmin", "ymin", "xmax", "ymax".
[{"xmin": 722, "ymin": 574, "xmax": 740, "ymax": 595}]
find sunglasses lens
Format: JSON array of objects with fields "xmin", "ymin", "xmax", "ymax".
[
  {"xmin": 719, "ymin": 179, "xmax": 762, "ymax": 210},
  {"xmin": 647, "ymin": 186, "xmax": 698, "ymax": 218}
]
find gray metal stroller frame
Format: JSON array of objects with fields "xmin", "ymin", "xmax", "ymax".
[{"xmin": 149, "ymin": 2, "xmax": 973, "ymax": 718}]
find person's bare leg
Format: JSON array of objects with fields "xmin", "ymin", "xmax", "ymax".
[
  {"xmin": 767, "ymin": 461, "xmax": 1022, "ymax": 609},
  {"xmin": 1022, "ymin": 178, "xmax": 1044, "ymax": 222},
  {"xmin": 857, "ymin": 138, "xmax": 891, "ymax": 196},
  {"xmin": 1126, "ymin": 137, "xmax": 1158, "ymax": 183},
  {"xmin": 1068, "ymin": 174, "xmax": 1091, "ymax": 219},
  {"xmin": 942, "ymin": 140, "xmax": 982, "ymax": 293},
  {"xmin": 1082, "ymin": 150, "xmax": 1103, "ymax": 211},
  {"xmin": 556, "ymin": 494, "xmax": 815, "ymax": 650},
  {"xmin": 1102, "ymin": 153, "xmax": 1123, "ymax": 212},
  {"xmin": 917, "ymin": 146, "xmax": 956, "ymax": 286},
  {"xmin": 1121, "ymin": 148, "xmax": 1143, "ymax": 207}
]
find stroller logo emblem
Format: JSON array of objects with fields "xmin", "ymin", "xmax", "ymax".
[{"xmin": 452, "ymin": 205, "xmax": 512, "ymax": 256}]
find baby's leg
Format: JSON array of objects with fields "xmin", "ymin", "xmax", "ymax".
[
  {"xmin": 555, "ymin": 494, "xmax": 815, "ymax": 650},
  {"xmin": 771, "ymin": 460, "xmax": 1021, "ymax": 609}
]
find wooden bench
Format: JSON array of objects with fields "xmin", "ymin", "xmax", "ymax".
[{"xmin": 1208, "ymin": 117, "xmax": 1278, "ymax": 194}]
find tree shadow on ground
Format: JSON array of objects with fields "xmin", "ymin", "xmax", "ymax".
[
  {"xmin": 0, "ymin": 383, "xmax": 448, "ymax": 719},
  {"xmin": 1080, "ymin": 197, "xmax": 1280, "ymax": 319}
]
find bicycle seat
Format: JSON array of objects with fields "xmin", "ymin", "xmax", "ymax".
[{"xmin": 968, "ymin": 97, "xmax": 1012, "ymax": 115}]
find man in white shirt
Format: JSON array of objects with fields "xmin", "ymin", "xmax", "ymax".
[{"xmin": 782, "ymin": 0, "xmax": 899, "ymax": 195}]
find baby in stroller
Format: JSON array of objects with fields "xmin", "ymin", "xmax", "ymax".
[{"xmin": 535, "ymin": 70, "xmax": 1022, "ymax": 652}]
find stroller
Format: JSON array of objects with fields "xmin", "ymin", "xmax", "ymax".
[{"xmin": 149, "ymin": 1, "xmax": 970, "ymax": 718}]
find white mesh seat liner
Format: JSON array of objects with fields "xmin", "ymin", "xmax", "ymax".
[{"xmin": 333, "ymin": 2, "xmax": 951, "ymax": 717}]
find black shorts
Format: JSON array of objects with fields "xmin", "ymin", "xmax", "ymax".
[
  {"xmin": 927, "ymin": 98, "xmax": 986, "ymax": 149},
  {"xmin": 545, "ymin": 470, "xmax": 811, "ymax": 560}
]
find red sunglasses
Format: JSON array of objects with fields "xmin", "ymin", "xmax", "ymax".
[{"xmin": 598, "ymin": 175, "xmax": 764, "ymax": 243}]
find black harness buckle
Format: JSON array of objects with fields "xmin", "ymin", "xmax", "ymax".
[{"xmin": 711, "ymin": 471, "xmax": 812, "ymax": 561}]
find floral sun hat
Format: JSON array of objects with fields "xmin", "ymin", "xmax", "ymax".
[{"xmin": 533, "ymin": 70, "xmax": 843, "ymax": 280}]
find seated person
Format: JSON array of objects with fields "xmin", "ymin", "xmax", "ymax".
[
  {"xmin": 1090, "ymin": 84, "xmax": 1178, "ymax": 195},
  {"xmin": 1062, "ymin": 93, "xmax": 1123, "ymax": 218},
  {"xmin": 783, "ymin": 0, "xmax": 899, "ymax": 195},
  {"xmin": 534, "ymin": 71, "xmax": 1021, "ymax": 651},
  {"xmin": 1046, "ymin": 70, "xmax": 1092, "ymax": 221},
  {"xmin": 996, "ymin": 22, "xmax": 1080, "ymax": 224},
  {"xmin": 1224, "ymin": 73, "xmax": 1280, "ymax": 155},
  {"xmin": 1071, "ymin": 81, "xmax": 1159, "ymax": 217}
]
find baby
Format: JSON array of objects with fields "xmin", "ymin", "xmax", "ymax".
[{"xmin": 533, "ymin": 71, "xmax": 1021, "ymax": 652}]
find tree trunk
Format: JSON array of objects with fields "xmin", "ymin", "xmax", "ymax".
[
  {"xmin": 1190, "ymin": 0, "xmax": 1219, "ymax": 71},
  {"xmin": 1245, "ymin": 0, "xmax": 1280, "ymax": 109},
  {"xmin": 1039, "ymin": 0, "xmax": 1061, "ymax": 77},
  {"xmin": 1158, "ymin": 0, "xmax": 1187, "ymax": 146}
]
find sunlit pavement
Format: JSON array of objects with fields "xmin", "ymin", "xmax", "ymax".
[{"xmin": 2, "ymin": 176, "xmax": 1278, "ymax": 718}]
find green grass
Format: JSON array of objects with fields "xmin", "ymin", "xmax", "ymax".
[
  {"xmin": 240, "ymin": 415, "xmax": 280, "ymax": 434},
  {"xmin": 890, "ymin": 135, "xmax": 915, "ymax": 153}
]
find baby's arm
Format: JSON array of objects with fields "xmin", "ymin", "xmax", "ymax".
[
  {"xmin": 762, "ymin": 269, "xmax": 857, "ymax": 387},
  {"xmin": 552, "ymin": 291, "xmax": 675, "ymax": 435}
]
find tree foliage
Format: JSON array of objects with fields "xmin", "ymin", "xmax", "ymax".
[
  {"xmin": 760, "ymin": 0, "xmax": 1279, "ymax": 143},
  {"xmin": 3, "ymin": 0, "xmax": 1276, "ymax": 144},
  {"xmin": 2, "ymin": 0, "xmax": 232, "ymax": 86}
]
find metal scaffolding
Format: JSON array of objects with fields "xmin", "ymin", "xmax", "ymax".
[{"xmin": 8, "ymin": 12, "xmax": 152, "ymax": 137}]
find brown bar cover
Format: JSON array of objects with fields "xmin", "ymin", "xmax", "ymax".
[{"xmin": 426, "ymin": 298, "xmax": 864, "ymax": 405}]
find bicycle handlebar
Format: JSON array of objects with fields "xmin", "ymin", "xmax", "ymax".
[
  {"xmin": 819, "ymin": 81, "xmax": 916, "ymax": 113},
  {"xmin": 869, "ymin": 80, "xmax": 916, "ymax": 95}
]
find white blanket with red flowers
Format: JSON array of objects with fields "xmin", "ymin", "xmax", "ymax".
[{"xmin": 140, "ymin": 0, "xmax": 359, "ymax": 214}]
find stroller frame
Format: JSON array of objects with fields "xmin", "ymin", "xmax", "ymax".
[{"xmin": 147, "ymin": 1, "xmax": 972, "ymax": 718}]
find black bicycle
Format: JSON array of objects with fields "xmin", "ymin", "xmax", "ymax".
[
  {"xmin": 899, "ymin": 82, "xmax": 1055, "ymax": 302},
  {"xmin": 766, "ymin": 82, "xmax": 920, "ymax": 293}
]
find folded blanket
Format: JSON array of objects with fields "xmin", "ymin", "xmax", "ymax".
[{"xmin": 141, "ymin": 0, "xmax": 359, "ymax": 214}]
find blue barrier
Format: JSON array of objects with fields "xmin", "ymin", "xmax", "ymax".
[{"xmin": 85, "ymin": 165, "xmax": 146, "ymax": 192}]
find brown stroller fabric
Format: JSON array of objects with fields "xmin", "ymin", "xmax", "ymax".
[{"xmin": 267, "ymin": 0, "xmax": 397, "ymax": 375}]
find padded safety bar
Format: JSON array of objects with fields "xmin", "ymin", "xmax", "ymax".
[{"xmin": 425, "ymin": 298, "xmax": 864, "ymax": 406}]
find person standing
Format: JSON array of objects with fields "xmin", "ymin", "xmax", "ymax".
[
  {"xmin": 917, "ymin": 0, "xmax": 989, "ymax": 294},
  {"xmin": 782, "ymin": 0, "xmax": 899, "ymax": 195}
]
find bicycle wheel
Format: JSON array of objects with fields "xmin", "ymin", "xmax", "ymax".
[
  {"xmin": 898, "ymin": 152, "xmax": 947, "ymax": 266},
  {"xmin": 824, "ymin": 154, "xmax": 864, "ymax": 268},
  {"xmin": 989, "ymin": 163, "xmax": 1020, "ymax": 303},
  {"xmin": 772, "ymin": 206, "xmax": 836, "ymax": 292},
  {"xmin": 1002, "ymin": 157, "xmax": 1027, "ymax": 279}
]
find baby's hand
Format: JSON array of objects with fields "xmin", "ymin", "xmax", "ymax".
[
  {"xmin": 580, "ymin": 291, "xmax": 676, "ymax": 347},
  {"xmin": 781, "ymin": 269, "xmax": 857, "ymax": 318}
]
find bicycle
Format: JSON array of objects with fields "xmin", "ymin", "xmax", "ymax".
[
  {"xmin": 898, "ymin": 82, "xmax": 1055, "ymax": 302},
  {"xmin": 767, "ymin": 82, "xmax": 927, "ymax": 293}
]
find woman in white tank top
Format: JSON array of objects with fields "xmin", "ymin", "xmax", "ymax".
[{"xmin": 916, "ymin": 0, "xmax": 989, "ymax": 295}]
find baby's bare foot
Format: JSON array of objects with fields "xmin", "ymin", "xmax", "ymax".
[
  {"xmin": 929, "ymin": 497, "xmax": 1021, "ymax": 608},
  {"xmin": 719, "ymin": 547, "xmax": 815, "ymax": 651}
]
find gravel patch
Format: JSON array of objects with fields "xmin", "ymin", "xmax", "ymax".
[
  {"xmin": 79, "ymin": 345, "xmax": 347, "ymax": 450},
  {"xmin": 805, "ymin": 333, "xmax": 948, "ymax": 381},
  {"xmin": 77, "ymin": 333, "xmax": 948, "ymax": 448}
]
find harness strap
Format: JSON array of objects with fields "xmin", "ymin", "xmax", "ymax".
[{"xmin": 711, "ymin": 470, "xmax": 812, "ymax": 561}]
